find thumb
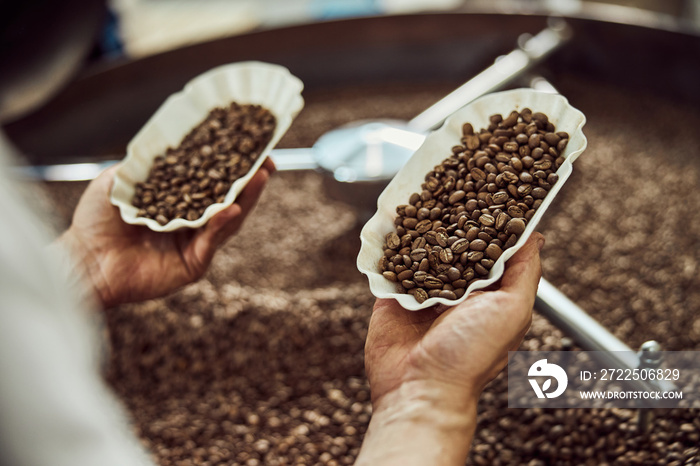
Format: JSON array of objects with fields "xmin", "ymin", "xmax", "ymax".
[
  {"xmin": 187, "ymin": 166, "xmax": 271, "ymax": 269},
  {"xmin": 499, "ymin": 232, "xmax": 544, "ymax": 306}
]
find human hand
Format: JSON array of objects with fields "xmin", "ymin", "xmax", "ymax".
[
  {"xmin": 357, "ymin": 233, "xmax": 543, "ymax": 465},
  {"xmin": 58, "ymin": 159, "xmax": 274, "ymax": 308}
]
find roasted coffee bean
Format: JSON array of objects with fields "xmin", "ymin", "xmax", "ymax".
[
  {"xmin": 479, "ymin": 214, "xmax": 495, "ymax": 227},
  {"xmin": 424, "ymin": 276, "xmax": 443, "ymax": 289},
  {"xmin": 425, "ymin": 176, "xmax": 440, "ymax": 192},
  {"xmin": 385, "ymin": 232, "xmax": 400, "ymax": 250},
  {"xmin": 557, "ymin": 138, "xmax": 569, "ymax": 152},
  {"xmin": 435, "ymin": 231, "xmax": 449, "ymax": 247},
  {"xmin": 517, "ymin": 184, "xmax": 533, "ymax": 197},
  {"xmin": 413, "ymin": 271, "xmax": 428, "ymax": 283},
  {"xmin": 462, "ymin": 268, "xmax": 475, "ymax": 281},
  {"xmin": 449, "ymin": 190, "xmax": 466, "ymax": 204},
  {"xmin": 132, "ymin": 102, "xmax": 276, "ymax": 224},
  {"xmin": 465, "ymin": 226, "xmax": 480, "ymax": 242},
  {"xmin": 414, "ymin": 288, "xmax": 429, "ymax": 303},
  {"xmin": 480, "ymin": 258, "xmax": 494, "ymax": 269},
  {"xmin": 451, "ymin": 238, "xmax": 470, "ymax": 254},
  {"xmin": 446, "ymin": 267, "xmax": 461, "ymax": 282},
  {"xmin": 417, "ymin": 207, "xmax": 431, "ymax": 220},
  {"xmin": 503, "ymin": 141, "xmax": 519, "ymax": 152},
  {"xmin": 439, "ymin": 248, "xmax": 454, "ymax": 264},
  {"xmin": 401, "ymin": 279, "xmax": 416, "ymax": 289},
  {"xmin": 533, "ymin": 159, "xmax": 552, "ymax": 170},
  {"xmin": 470, "ymin": 239, "xmax": 488, "ymax": 251},
  {"xmin": 544, "ymin": 132, "xmax": 561, "ymax": 146},
  {"xmin": 470, "ymin": 167, "xmax": 487, "ymax": 181},
  {"xmin": 492, "ymin": 191, "xmax": 509, "ymax": 204},
  {"xmin": 452, "ymin": 279, "xmax": 467, "ymax": 289},
  {"xmin": 403, "ymin": 217, "xmax": 418, "ymax": 230},
  {"xmin": 502, "ymin": 171, "xmax": 519, "ymax": 184},
  {"xmin": 505, "ymin": 218, "xmax": 527, "ymax": 236},
  {"xmin": 467, "ymin": 251, "xmax": 484, "ymax": 262},
  {"xmin": 410, "ymin": 248, "xmax": 428, "ymax": 262},
  {"xmin": 464, "ymin": 135, "xmax": 480, "ymax": 150},
  {"xmin": 383, "ymin": 271, "xmax": 398, "ymax": 282},
  {"xmin": 415, "ymin": 219, "xmax": 432, "ymax": 234},
  {"xmin": 424, "ymin": 230, "xmax": 438, "ymax": 245},
  {"xmin": 418, "ymin": 258, "xmax": 430, "ymax": 272},
  {"xmin": 485, "ymin": 243, "xmax": 503, "ymax": 260},
  {"xmin": 495, "ymin": 212, "xmax": 510, "ymax": 231},
  {"xmin": 531, "ymin": 187, "xmax": 547, "ymax": 199}
]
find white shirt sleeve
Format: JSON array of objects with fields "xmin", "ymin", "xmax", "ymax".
[{"xmin": 0, "ymin": 140, "xmax": 155, "ymax": 466}]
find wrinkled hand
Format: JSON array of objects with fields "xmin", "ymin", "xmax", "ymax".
[
  {"xmin": 365, "ymin": 233, "xmax": 544, "ymax": 409},
  {"xmin": 59, "ymin": 159, "xmax": 274, "ymax": 308}
]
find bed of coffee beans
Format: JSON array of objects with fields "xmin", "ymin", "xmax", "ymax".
[
  {"xmin": 44, "ymin": 77, "xmax": 700, "ymax": 465},
  {"xmin": 379, "ymin": 109, "xmax": 567, "ymax": 303},
  {"xmin": 131, "ymin": 102, "xmax": 276, "ymax": 225}
]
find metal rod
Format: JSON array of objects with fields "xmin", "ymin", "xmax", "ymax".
[
  {"xmin": 408, "ymin": 18, "xmax": 572, "ymax": 132},
  {"xmin": 12, "ymin": 148, "xmax": 318, "ymax": 181},
  {"xmin": 536, "ymin": 278, "xmax": 675, "ymax": 393},
  {"xmin": 268, "ymin": 148, "xmax": 317, "ymax": 171}
]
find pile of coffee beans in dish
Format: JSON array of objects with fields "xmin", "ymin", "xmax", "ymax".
[
  {"xmin": 379, "ymin": 109, "xmax": 567, "ymax": 303},
  {"xmin": 131, "ymin": 102, "xmax": 276, "ymax": 225}
]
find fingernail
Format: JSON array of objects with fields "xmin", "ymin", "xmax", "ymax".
[{"xmin": 536, "ymin": 236, "xmax": 545, "ymax": 251}]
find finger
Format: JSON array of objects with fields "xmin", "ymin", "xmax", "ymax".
[
  {"xmin": 99, "ymin": 163, "xmax": 120, "ymax": 181},
  {"xmin": 372, "ymin": 298, "xmax": 441, "ymax": 325},
  {"xmin": 81, "ymin": 163, "xmax": 120, "ymax": 199},
  {"xmin": 212, "ymin": 166, "xmax": 270, "ymax": 244},
  {"xmin": 230, "ymin": 167, "xmax": 270, "ymax": 218},
  {"xmin": 499, "ymin": 232, "xmax": 545, "ymax": 306},
  {"xmin": 262, "ymin": 157, "xmax": 276, "ymax": 174},
  {"xmin": 187, "ymin": 167, "xmax": 270, "ymax": 268}
]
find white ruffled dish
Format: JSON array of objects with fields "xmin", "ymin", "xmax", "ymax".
[
  {"xmin": 357, "ymin": 88, "xmax": 587, "ymax": 311},
  {"xmin": 110, "ymin": 61, "xmax": 305, "ymax": 231}
]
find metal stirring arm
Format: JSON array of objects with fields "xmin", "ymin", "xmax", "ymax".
[{"xmin": 408, "ymin": 17, "xmax": 572, "ymax": 133}]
